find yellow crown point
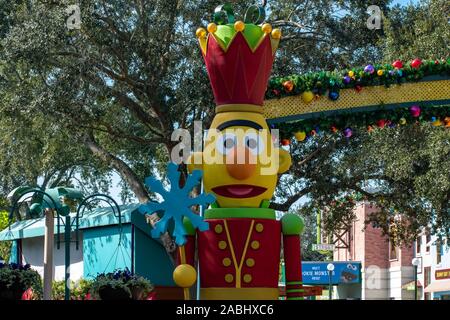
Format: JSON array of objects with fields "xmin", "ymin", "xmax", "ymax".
[
  {"xmin": 272, "ymin": 28, "xmax": 281, "ymax": 39},
  {"xmin": 207, "ymin": 23, "xmax": 217, "ymax": 33},
  {"xmin": 234, "ymin": 20, "xmax": 245, "ymax": 32},
  {"xmin": 261, "ymin": 23, "xmax": 272, "ymax": 34},
  {"xmin": 196, "ymin": 27, "xmax": 207, "ymax": 39}
]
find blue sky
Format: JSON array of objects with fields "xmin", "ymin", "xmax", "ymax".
[{"xmin": 391, "ymin": 0, "xmax": 420, "ymax": 6}]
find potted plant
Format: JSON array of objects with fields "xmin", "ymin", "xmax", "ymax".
[
  {"xmin": 90, "ymin": 269, "xmax": 153, "ymax": 300},
  {"xmin": 0, "ymin": 263, "xmax": 42, "ymax": 300}
]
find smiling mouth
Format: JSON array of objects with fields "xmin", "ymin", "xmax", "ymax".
[{"xmin": 212, "ymin": 185, "xmax": 267, "ymax": 198}]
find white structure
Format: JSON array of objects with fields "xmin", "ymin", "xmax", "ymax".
[
  {"xmin": 20, "ymin": 235, "xmax": 84, "ymax": 282},
  {"xmin": 414, "ymin": 234, "xmax": 450, "ymax": 300}
]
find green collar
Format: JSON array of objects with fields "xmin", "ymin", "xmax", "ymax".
[{"xmin": 204, "ymin": 207, "xmax": 276, "ymax": 220}]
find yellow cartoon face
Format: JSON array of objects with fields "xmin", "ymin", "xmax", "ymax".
[{"xmin": 188, "ymin": 110, "xmax": 291, "ymax": 208}]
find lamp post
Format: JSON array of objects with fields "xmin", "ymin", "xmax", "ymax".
[
  {"xmin": 327, "ymin": 263, "xmax": 335, "ymax": 300},
  {"xmin": 412, "ymin": 258, "xmax": 420, "ymax": 300}
]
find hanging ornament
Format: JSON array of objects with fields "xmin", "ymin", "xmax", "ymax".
[
  {"xmin": 411, "ymin": 58, "xmax": 422, "ymax": 69},
  {"xmin": 301, "ymin": 91, "xmax": 314, "ymax": 103},
  {"xmin": 389, "ymin": 70, "xmax": 396, "ymax": 76},
  {"xmin": 367, "ymin": 125, "xmax": 373, "ymax": 133},
  {"xmin": 294, "ymin": 131, "xmax": 306, "ymax": 142},
  {"xmin": 328, "ymin": 91, "xmax": 339, "ymax": 101},
  {"xmin": 397, "ymin": 69, "xmax": 403, "ymax": 77},
  {"xmin": 432, "ymin": 117, "xmax": 442, "ymax": 127},
  {"xmin": 435, "ymin": 60, "xmax": 440, "ymax": 65},
  {"xmin": 364, "ymin": 64, "xmax": 375, "ymax": 74},
  {"xmin": 331, "ymin": 126, "xmax": 338, "ymax": 133},
  {"xmin": 272, "ymin": 89, "xmax": 280, "ymax": 96},
  {"xmin": 281, "ymin": 139, "xmax": 291, "ymax": 146},
  {"xmin": 376, "ymin": 119, "xmax": 386, "ymax": 128},
  {"xmin": 348, "ymin": 70, "xmax": 355, "ymax": 77},
  {"xmin": 283, "ymin": 80, "xmax": 294, "ymax": 92},
  {"xmin": 410, "ymin": 105, "xmax": 421, "ymax": 118},
  {"xmin": 377, "ymin": 70, "xmax": 384, "ymax": 76},
  {"xmin": 392, "ymin": 60, "xmax": 403, "ymax": 69},
  {"xmin": 388, "ymin": 120, "xmax": 396, "ymax": 128},
  {"xmin": 310, "ymin": 129, "xmax": 317, "ymax": 136},
  {"xmin": 343, "ymin": 128, "xmax": 353, "ymax": 138},
  {"xmin": 444, "ymin": 117, "xmax": 450, "ymax": 128},
  {"xmin": 399, "ymin": 118, "xmax": 407, "ymax": 125},
  {"xmin": 343, "ymin": 76, "xmax": 352, "ymax": 84}
]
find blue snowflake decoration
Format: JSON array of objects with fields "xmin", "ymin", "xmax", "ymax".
[{"xmin": 138, "ymin": 163, "xmax": 215, "ymax": 246}]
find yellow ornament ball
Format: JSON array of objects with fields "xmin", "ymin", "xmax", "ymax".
[
  {"xmin": 377, "ymin": 70, "xmax": 384, "ymax": 76},
  {"xmin": 432, "ymin": 119, "xmax": 442, "ymax": 127},
  {"xmin": 207, "ymin": 23, "xmax": 217, "ymax": 33},
  {"xmin": 196, "ymin": 28, "xmax": 207, "ymax": 38},
  {"xmin": 234, "ymin": 21, "xmax": 245, "ymax": 32},
  {"xmin": 301, "ymin": 91, "xmax": 315, "ymax": 104},
  {"xmin": 295, "ymin": 131, "xmax": 307, "ymax": 142},
  {"xmin": 261, "ymin": 23, "xmax": 272, "ymax": 34},
  {"xmin": 399, "ymin": 118, "xmax": 407, "ymax": 125},
  {"xmin": 272, "ymin": 28, "xmax": 282, "ymax": 39},
  {"xmin": 173, "ymin": 264, "xmax": 197, "ymax": 288},
  {"xmin": 348, "ymin": 71, "xmax": 354, "ymax": 77}
]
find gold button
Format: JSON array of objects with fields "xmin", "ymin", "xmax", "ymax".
[
  {"xmin": 246, "ymin": 258, "xmax": 255, "ymax": 267},
  {"xmin": 215, "ymin": 224, "xmax": 223, "ymax": 234},
  {"xmin": 218, "ymin": 241, "xmax": 227, "ymax": 250},
  {"xmin": 222, "ymin": 258, "xmax": 231, "ymax": 267},
  {"xmin": 225, "ymin": 274, "xmax": 234, "ymax": 283},
  {"xmin": 251, "ymin": 240, "xmax": 260, "ymax": 250},
  {"xmin": 255, "ymin": 223, "xmax": 264, "ymax": 232},
  {"xmin": 243, "ymin": 274, "xmax": 252, "ymax": 283}
]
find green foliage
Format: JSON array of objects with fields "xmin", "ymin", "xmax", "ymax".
[
  {"xmin": 52, "ymin": 279, "xmax": 93, "ymax": 300},
  {"xmin": 0, "ymin": 263, "xmax": 43, "ymax": 299},
  {"xmin": 382, "ymin": 0, "xmax": 450, "ymax": 62},
  {"xmin": 0, "ymin": 211, "xmax": 11, "ymax": 262}
]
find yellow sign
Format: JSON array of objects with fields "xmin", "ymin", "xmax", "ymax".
[{"xmin": 435, "ymin": 269, "xmax": 450, "ymax": 280}]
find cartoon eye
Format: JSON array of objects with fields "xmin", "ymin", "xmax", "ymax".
[
  {"xmin": 347, "ymin": 264, "xmax": 357, "ymax": 271},
  {"xmin": 216, "ymin": 133, "xmax": 237, "ymax": 155},
  {"xmin": 244, "ymin": 132, "xmax": 265, "ymax": 155}
]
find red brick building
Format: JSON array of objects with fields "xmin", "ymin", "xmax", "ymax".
[{"xmin": 332, "ymin": 202, "xmax": 415, "ymax": 300}]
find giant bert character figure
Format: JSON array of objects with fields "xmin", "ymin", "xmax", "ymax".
[{"xmin": 173, "ymin": 14, "xmax": 305, "ymax": 300}]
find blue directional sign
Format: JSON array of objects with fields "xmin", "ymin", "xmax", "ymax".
[
  {"xmin": 301, "ymin": 261, "xmax": 361, "ymax": 285},
  {"xmin": 279, "ymin": 261, "xmax": 362, "ymax": 286}
]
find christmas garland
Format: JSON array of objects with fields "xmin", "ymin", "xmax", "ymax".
[
  {"xmin": 274, "ymin": 104, "xmax": 450, "ymax": 144},
  {"xmin": 266, "ymin": 58, "xmax": 450, "ymax": 101},
  {"xmin": 264, "ymin": 58, "xmax": 450, "ymax": 144}
]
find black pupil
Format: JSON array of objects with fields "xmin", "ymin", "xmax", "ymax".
[
  {"xmin": 224, "ymin": 138, "xmax": 234, "ymax": 149},
  {"xmin": 247, "ymin": 138, "xmax": 257, "ymax": 149}
]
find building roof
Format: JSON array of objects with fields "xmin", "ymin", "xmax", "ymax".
[{"xmin": 0, "ymin": 204, "xmax": 141, "ymax": 241}]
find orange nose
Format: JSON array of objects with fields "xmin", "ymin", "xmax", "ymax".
[{"xmin": 226, "ymin": 147, "xmax": 256, "ymax": 180}]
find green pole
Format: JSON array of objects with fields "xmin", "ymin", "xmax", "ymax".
[{"xmin": 65, "ymin": 215, "xmax": 71, "ymax": 300}]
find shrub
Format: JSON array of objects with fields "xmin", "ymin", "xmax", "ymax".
[
  {"xmin": 90, "ymin": 268, "xmax": 153, "ymax": 300},
  {"xmin": 52, "ymin": 279, "xmax": 93, "ymax": 300},
  {"xmin": 0, "ymin": 263, "xmax": 42, "ymax": 300}
]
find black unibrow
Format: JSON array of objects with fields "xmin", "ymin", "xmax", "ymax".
[{"xmin": 217, "ymin": 120, "xmax": 263, "ymax": 131}]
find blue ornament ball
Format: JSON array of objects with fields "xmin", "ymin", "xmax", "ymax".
[
  {"xmin": 364, "ymin": 64, "xmax": 375, "ymax": 74},
  {"xmin": 328, "ymin": 91, "xmax": 339, "ymax": 101}
]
